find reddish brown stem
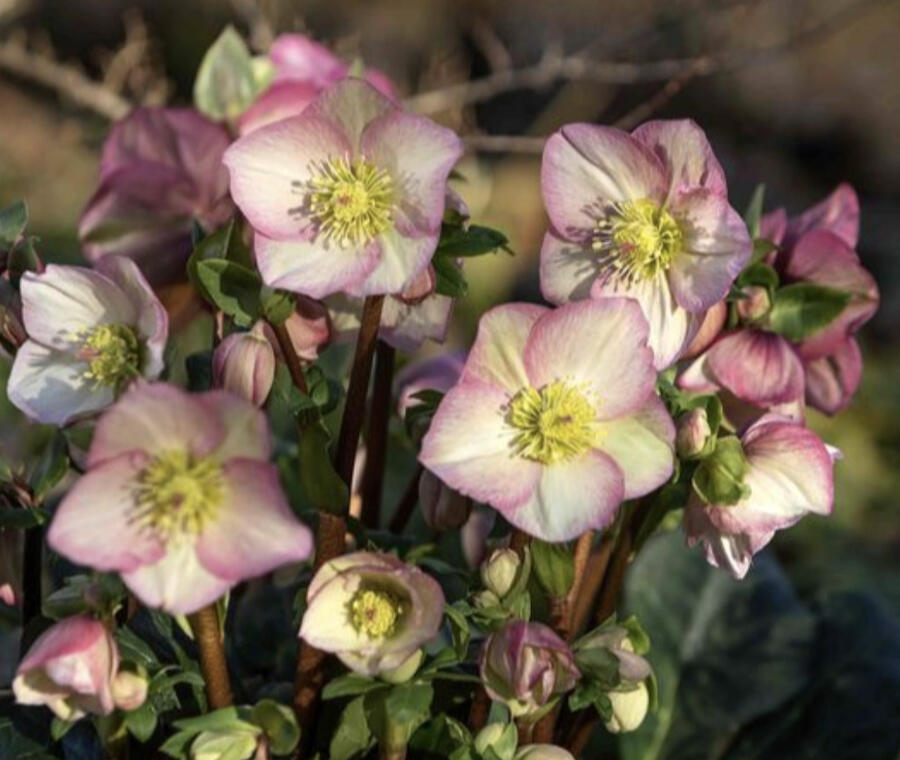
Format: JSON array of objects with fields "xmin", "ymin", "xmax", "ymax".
[
  {"xmin": 187, "ymin": 604, "xmax": 232, "ymax": 709},
  {"xmin": 388, "ymin": 464, "xmax": 423, "ymax": 533},
  {"xmin": 271, "ymin": 320, "xmax": 308, "ymax": 395},
  {"xmin": 594, "ymin": 499, "xmax": 653, "ymax": 624},
  {"xmin": 569, "ymin": 533, "xmax": 615, "ymax": 639},
  {"xmin": 359, "ymin": 341, "xmax": 395, "ymax": 529}
]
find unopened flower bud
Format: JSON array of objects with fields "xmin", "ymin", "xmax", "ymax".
[
  {"xmin": 191, "ymin": 729, "xmax": 259, "ymax": 760},
  {"xmin": 419, "ymin": 470, "xmax": 471, "ymax": 531},
  {"xmin": 480, "ymin": 549, "xmax": 521, "ymax": 599},
  {"xmin": 676, "ymin": 408, "xmax": 713, "ymax": 460},
  {"xmin": 474, "ymin": 723, "xmax": 517, "ymax": 760},
  {"xmin": 111, "ymin": 670, "xmax": 148, "ymax": 711},
  {"xmin": 604, "ymin": 681, "xmax": 649, "ymax": 734},
  {"xmin": 514, "ymin": 746, "xmax": 576, "ymax": 760},
  {"xmin": 736, "ymin": 286, "xmax": 771, "ymax": 322},
  {"xmin": 692, "ymin": 436, "xmax": 751, "ymax": 506},
  {"xmin": 212, "ymin": 322, "xmax": 275, "ymax": 406}
]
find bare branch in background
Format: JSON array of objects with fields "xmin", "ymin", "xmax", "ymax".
[
  {"xmin": 468, "ymin": 15, "xmax": 512, "ymax": 72},
  {"xmin": 229, "ymin": 0, "xmax": 275, "ymax": 51}
]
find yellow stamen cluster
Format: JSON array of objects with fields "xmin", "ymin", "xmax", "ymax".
[
  {"xmin": 308, "ymin": 157, "xmax": 393, "ymax": 246},
  {"xmin": 132, "ymin": 451, "xmax": 223, "ymax": 544},
  {"xmin": 507, "ymin": 380, "xmax": 599, "ymax": 464},
  {"xmin": 593, "ymin": 199, "xmax": 683, "ymax": 283},
  {"xmin": 80, "ymin": 324, "xmax": 140, "ymax": 389},
  {"xmin": 349, "ymin": 588, "xmax": 405, "ymax": 639}
]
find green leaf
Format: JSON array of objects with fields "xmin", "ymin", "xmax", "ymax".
[
  {"xmin": 50, "ymin": 717, "xmax": 76, "ymax": 742},
  {"xmin": 261, "ymin": 289, "xmax": 295, "ymax": 325},
  {"xmin": 329, "ymin": 696, "xmax": 374, "ymax": 760},
  {"xmin": 364, "ymin": 682, "xmax": 434, "ymax": 749},
  {"xmin": 0, "ymin": 718, "xmax": 56, "ymax": 760},
  {"xmin": 531, "ymin": 539, "xmax": 575, "ymax": 597},
  {"xmin": 173, "ymin": 706, "xmax": 257, "ymax": 735},
  {"xmin": 195, "ymin": 258, "xmax": 263, "ymax": 328},
  {"xmin": 692, "ymin": 436, "xmax": 750, "ymax": 506},
  {"xmin": 433, "ymin": 255, "xmax": 467, "ymax": 298},
  {"xmin": 743, "ymin": 184, "xmax": 765, "ymax": 239},
  {"xmin": 194, "ymin": 26, "xmax": 268, "ymax": 121},
  {"xmin": 573, "ymin": 646, "xmax": 621, "ymax": 690},
  {"xmin": 124, "ymin": 702, "xmax": 158, "ymax": 742},
  {"xmin": 751, "ymin": 236, "xmax": 779, "ymax": 264},
  {"xmin": 444, "ymin": 602, "xmax": 471, "ymax": 660},
  {"xmin": 28, "ymin": 430, "xmax": 69, "ymax": 503},
  {"xmin": 768, "ymin": 283, "xmax": 851, "ymax": 342},
  {"xmin": 251, "ymin": 699, "xmax": 300, "ymax": 755},
  {"xmin": 437, "ymin": 224, "xmax": 512, "ymax": 257},
  {"xmin": 297, "ymin": 418, "xmax": 348, "ymax": 515},
  {"xmin": 322, "ymin": 673, "xmax": 384, "ymax": 700},
  {"xmin": 116, "ymin": 626, "xmax": 160, "ymax": 669},
  {"xmin": 0, "ymin": 200, "xmax": 28, "ymax": 248},
  {"xmin": 736, "ymin": 261, "xmax": 779, "ymax": 293}
]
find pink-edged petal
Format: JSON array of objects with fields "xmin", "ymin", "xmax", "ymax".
[
  {"xmin": 269, "ymin": 34, "xmax": 346, "ymax": 85},
  {"xmin": 594, "ymin": 395, "xmax": 675, "ymax": 499},
  {"xmin": 94, "ymin": 256, "xmax": 168, "ymax": 378},
  {"xmin": 237, "ymin": 80, "xmax": 320, "ymax": 136},
  {"xmin": 7, "ymin": 342, "xmax": 114, "ymax": 426},
  {"xmin": 361, "ymin": 109, "xmax": 463, "ymax": 236},
  {"xmin": 47, "ymin": 452, "xmax": 165, "ymax": 572},
  {"xmin": 668, "ymin": 188, "xmax": 752, "ymax": 312},
  {"xmin": 590, "ymin": 271, "xmax": 699, "ymax": 370},
  {"xmin": 20, "ymin": 266, "xmax": 135, "ymax": 351},
  {"xmin": 785, "ymin": 183, "xmax": 859, "ymax": 248},
  {"xmin": 683, "ymin": 501, "xmax": 756, "ymax": 579},
  {"xmin": 88, "ymin": 382, "xmax": 224, "ymax": 466},
  {"xmin": 254, "ymin": 233, "xmax": 379, "ymax": 299},
  {"xmin": 682, "ymin": 300, "xmax": 727, "ymax": 359},
  {"xmin": 380, "ymin": 292, "xmax": 453, "ymax": 353},
  {"xmin": 309, "ymin": 78, "xmax": 395, "ymax": 151},
  {"xmin": 804, "ymin": 339, "xmax": 862, "ymax": 415},
  {"xmin": 121, "ymin": 542, "xmax": 232, "ymax": 615},
  {"xmin": 523, "ymin": 299, "xmax": 655, "ymax": 419},
  {"xmin": 676, "ymin": 350, "xmax": 719, "ymax": 394},
  {"xmin": 195, "ymin": 390, "xmax": 271, "ymax": 461},
  {"xmin": 706, "ymin": 330, "xmax": 804, "ymax": 407},
  {"xmin": 346, "ymin": 226, "xmax": 437, "ymax": 298},
  {"xmin": 299, "ymin": 571, "xmax": 372, "ymax": 652},
  {"xmin": 420, "ymin": 380, "xmax": 541, "ymax": 512},
  {"xmin": 508, "ymin": 450, "xmax": 625, "ymax": 542},
  {"xmin": 539, "ymin": 230, "xmax": 601, "ymax": 305},
  {"xmin": 631, "ymin": 119, "xmax": 727, "ymax": 197},
  {"xmin": 195, "ymin": 459, "xmax": 312, "ymax": 580},
  {"xmin": 223, "ymin": 112, "xmax": 351, "ymax": 240},
  {"xmin": 461, "ymin": 303, "xmax": 548, "ymax": 394},
  {"xmin": 541, "ymin": 124, "xmax": 667, "ymax": 240},
  {"xmin": 307, "ymin": 551, "xmax": 404, "ymax": 600}
]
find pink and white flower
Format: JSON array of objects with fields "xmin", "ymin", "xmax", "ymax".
[
  {"xmin": 420, "ymin": 300, "xmax": 675, "ymax": 542},
  {"xmin": 7, "ymin": 257, "xmax": 168, "ymax": 426},
  {"xmin": 13, "ymin": 615, "xmax": 119, "ymax": 720},
  {"xmin": 540, "ymin": 119, "xmax": 751, "ymax": 368},
  {"xmin": 684, "ymin": 415, "xmax": 836, "ymax": 579},
  {"xmin": 47, "ymin": 382, "xmax": 313, "ymax": 614},
  {"xmin": 224, "ymin": 79, "xmax": 463, "ymax": 299},
  {"xmin": 299, "ymin": 551, "xmax": 444, "ymax": 676}
]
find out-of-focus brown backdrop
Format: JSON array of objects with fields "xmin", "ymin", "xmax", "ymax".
[{"xmin": 0, "ymin": 0, "xmax": 898, "ymax": 605}]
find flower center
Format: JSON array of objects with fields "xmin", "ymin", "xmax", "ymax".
[
  {"xmin": 308, "ymin": 157, "xmax": 393, "ymax": 245},
  {"xmin": 79, "ymin": 324, "xmax": 140, "ymax": 389},
  {"xmin": 507, "ymin": 380, "xmax": 599, "ymax": 464},
  {"xmin": 132, "ymin": 451, "xmax": 223, "ymax": 544},
  {"xmin": 349, "ymin": 588, "xmax": 405, "ymax": 639},
  {"xmin": 594, "ymin": 199, "xmax": 682, "ymax": 283}
]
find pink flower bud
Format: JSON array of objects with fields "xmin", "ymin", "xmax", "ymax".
[
  {"xmin": 111, "ymin": 670, "xmax": 149, "ymax": 711},
  {"xmin": 419, "ymin": 469, "xmax": 471, "ymax": 531},
  {"xmin": 480, "ymin": 621, "xmax": 580, "ymax": 717},
  {"xmin": 735, "ymin": 286, "xmax": 771, "ymax": 322},
  {"xmin": 212, "ymin": 323, "xmax": 276, "ymax": 407},
  {"xmin": 675, "ymin": 408, "xmax": 713, "ymax": 460},
  {"xmin": 13, "ymin": 615, "xmax": 119, "ymax": 720}
]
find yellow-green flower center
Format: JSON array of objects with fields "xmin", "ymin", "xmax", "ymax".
[
  {"xmin": 309, "ymin": 157, "xmax": 393, "ymax": 246},
  {"xmin": 349, "ymin": 588, "xmax": 405, "ymax": 639},
  {"xmin": 594, "ymin": 199, "xmax": 682, "ymax": 283},
  {"xmin": 507, "ymin": 380, "xmax": 599, "ymax": 464},
  {"xmin": 80, "ymin": 324, "xmax": 140, "ymax": 389},
  {"xmin": 133, "ymin": 451, "xmax": 223, "ymax": 543}
]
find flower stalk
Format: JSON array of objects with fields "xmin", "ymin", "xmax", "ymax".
[
  {"xmin": 187, "ymin": 604, "xmax": 232, "ymax": 710},
  {"xmin": 360, "ymin": 340, "xmax": 396, "ymax": 528}
]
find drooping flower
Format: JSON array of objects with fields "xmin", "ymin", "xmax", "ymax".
[
  {"xmin": 7, "ymin": 257, "xmax": 168, "ymax": 426},
  {"xmin": 684, "ymin": 415, "xmax": 836, "ymax": 579},
  {"xmin": 299, "ymin": 551, "xmax": 444, "ymax": 677},
  {"xmin": 212, "ymin": 322, "xmax": 276, "ymax": 406},
  {"xmin": 420, "ymin": 300, "xmax": 675, "ymax": 542},
  {"xmin": 13, "ymin": 615, "xmax": 118, "ymax": 720},
  {"xmin": 224, "ymin": 78, "xmax": 463, "ymax": 299},
  {"xmin": 238, "ymin": 33, "xmax": 396, "ymax": 135},
  {"xmin": 540, "ymin": 119, "xmax": 751, "ymax": 368},
  {"xmin": 79, "ymin": 108, "xmax": 234, "ymax": 284},
  {"xmin": 480, "ymin": 621, "xmax": 580, "ymax": 717},
  {"xmin": 47, "ymin": 382, "xmax": 312, "ymax": 614}
]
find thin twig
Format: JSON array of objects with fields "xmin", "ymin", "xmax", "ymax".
[
  {"xmin": 569, "ymin": 533, "xmax": 615, "ymax": 639},
  {"xmin": 271, "ymin": 321, "xmax": 309, "ymax": 395},
  {"xmin": 612, "ymin": 57, "xmax": 710, "ymax": 132},
  {"xmin": 359, "ymin": 341, "xmax": 395, "ymax": 529},
  {"xmin": 188, "ymin": 604, "xmax": 233, "ymax": 709}
]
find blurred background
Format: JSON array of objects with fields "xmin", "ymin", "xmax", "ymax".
[{"xmin": 0, "ymin": 0, "xmax": 898, "ymax": 697}]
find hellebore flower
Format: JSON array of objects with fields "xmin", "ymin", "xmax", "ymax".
[
  {"xmin": 212, "ymin": 322, "xmax": 276, "ymax": 406},
  {"xmin": 299, "ymin": 551, "xmax": 444, "ymax": 676},
  {"xmin": 224, "ymin": 78, "xmax": 463, "ymax": 299},
  {"xmin": 13, "ymin": 615, "xmax": 118, "ymax": 720},
  {"xmin": 79, "ymin": 108, "xmax": 234, "ymax": 284},
  {"xmin": 765, "ymin": 185, "xmax": 878, "ymax": 414},
  {"xmin": 238, "ymin": 33, "xmax": 397, "ymax": 135},
  {"xmin": 47, "ymin": 383, "xmax": 313, "ymax": 614},
  {"xmin": 420, "ymin": 300, "xmax": 675, "ymax": 542},
  {"xmin": 540, "ymin": 119, "xmax": 751, "ymax": 368},
  {"xmin": 480, "ymin": 621, "xmax": 580, "ymax": 717},
  {"xmin": 684, "ymin": 415, "xmax": 835, "ymax": 579},
  {"xmin": 7, "ymin": 257, "xmax": 168, "ymax": 426}
]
